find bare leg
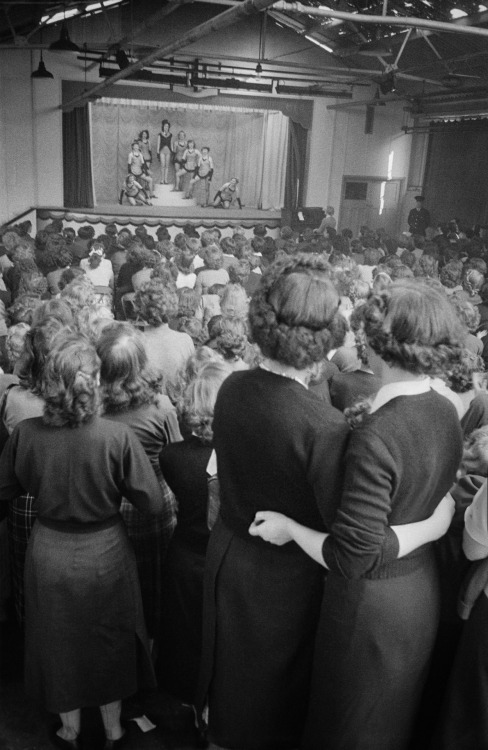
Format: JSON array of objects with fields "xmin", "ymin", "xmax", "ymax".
[
  {"xmin": 58, "ymin": 709, "xmax": 81, "ymax": 741},
  {"xmin": 187, "ymin": 175, "xmax": 199, "ymax": 199},
  {"xmin": 159, "ymin": 153, "xmax": 164, "ymax": 183},
  {"xmin": 100, "ymin": 700, "xmax": 124, "ymax": 741}
]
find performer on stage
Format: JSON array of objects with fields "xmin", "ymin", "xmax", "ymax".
[
  {"xmin": 188, "ymin": 146, "xmax": 214, "ymax": 205},
  {"xmin": 172, "ymin": 130, "xmax": 187, "ymax": 192},
  {"xmin": 213, "ymin": 177, "xmax": 242, "ymax": 209},
  {"xmin": 175, "ymin": 140, "xmax": 201, "ymax": 199},
  {"xmin": 128, "ymin": 141, "xmax": 155, "ymax": 198},
  {"xmin": 157, "ymin": 119, "xmax": 173, "ymax": 185},
  {"xmin": 120, "ymin": 174, "xmax": 153, "ymax": 206},
  {"xmin": 138, "ymin": 130, "xmax": 153, "ymax": 171}
]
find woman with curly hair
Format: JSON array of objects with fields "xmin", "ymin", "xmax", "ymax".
[
  {"xmin": 213, "ymin": 317, "xmax": 249, "ymax": 371},
  {"xmin": 194, "ymin": 245, "xmax": 229, "ymax": 296},
  {"xmin": 251, "ymin": 280, "xmax": 465, "ymax": 750},
  {"xmin": 157, "ymin": 361, "xmax": 231, "ymax": 711},
  {"xmin": 196, "ymin": 254, "xmax": 350, "ymax": 750},
  {"xmin": 0, "ymin": 331, "xmax": 165, "ymax": 749},
  {"xmin": 135, "ymin": 278, "xmax": 195, "ymax": 390},
  {"xmin": 97, "ymin": 322, "xmax": 182, "ymax": 641}
]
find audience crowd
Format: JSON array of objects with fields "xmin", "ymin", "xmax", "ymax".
[{"xmin": 1, "ymin": 213, "xmax": 488, "ymax": 750}]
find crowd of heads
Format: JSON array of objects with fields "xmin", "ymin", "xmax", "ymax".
[{"xmin": 0, "ymin": 212, "xmax": 487, "ymax": 432}]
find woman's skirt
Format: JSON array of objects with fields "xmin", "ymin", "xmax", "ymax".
[
  {"xmin": 156, "ymin": 537, "xmax": 207, "ymax": 704},
  {"xmin": 120, "ymin": 495, "xmax": 175, "ymax": 639},
  {"xmin": 25, "ymin": 518, "xmax": 156, "ymax": 713},
  {"xmin": 196, "ymin": 517, "xmax": 324, "ymax": 750},
  {"xmin": 7, "ymin": 493, "xmax": 37, "ymax": 623},
  {"xmin": 302, "ymin": 554, "xmax": 441, "ymax": 750},
  {"xmin": 432, "ymin": 591, "xmax": 488, "ymax": 749}
]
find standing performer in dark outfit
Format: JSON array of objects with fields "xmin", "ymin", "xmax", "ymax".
[
  {"xmin": 251, "ymin": 281, "xmax": 464, "ymax": 750},
  {"xmin": 157, "ymin": 119, "xmax": 173, "ymax": 185},
  {"xmin": 0, "ymin": 332, "xmax": 165, "ymax": 749},
  {"xmin": 176, "ymin": 140, "xmax": 201, "ymax": 199},
  {"xmin": 196, "ymin": 254, "xmax": 350, "ymax": 750},
  {"xmin": 408, "ymin": 195, "xmax": 431, "ymax": 236}
]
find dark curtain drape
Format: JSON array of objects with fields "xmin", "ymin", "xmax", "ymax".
[
  {"xmin": 284, "ymin": 120, "xmax": 308, "ymax": 213},
  {"xmin": 423, "ymin": 120, "xmax": 488, "ymax": 227},
  {"xmin": 63, "ymin": 106, "xmax": 94, "ymax": 208}
]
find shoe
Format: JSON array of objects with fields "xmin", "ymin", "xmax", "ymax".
[
  {"xmin": 103, "ymin": 731, "xmax": 128, "ymax": 749},
  {"xmin": 48, "ymin": 724, "xmax": 81, "ymax": 750}
]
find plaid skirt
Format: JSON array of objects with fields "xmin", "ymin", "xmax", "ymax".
[
  {"xmin": 7, "ymin": 493, "xmax": 37, "ymax": 624},
  {"xmin": 120, "ymin": 485, "xmax": 176, "ymax": 638}
]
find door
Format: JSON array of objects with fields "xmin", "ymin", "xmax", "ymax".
[{"xmin": 340, "ymin": 178, "xmax": 402, "ymax": 237}]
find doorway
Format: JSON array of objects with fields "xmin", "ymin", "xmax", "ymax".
[{"xmin": 339, "ymin": 177, "xmax": 403, "ymax": 238}]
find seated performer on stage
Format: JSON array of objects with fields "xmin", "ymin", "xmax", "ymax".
[
  {"xmin": 120, "ymin": 174, "xmax": 153, "ymax": 206},
  {"xmin": 176, "ymin": 140, "xmax": 201, "ymax": 199},
  {"xmin": 213, "ymin": 177, "xmax": 242, "ymax": 209},
  {"xmin": 188, "ymin": 146, "xmax": 214, "ymax": 205},
  {"xmin": 172, "ymin": 130, "xmax": 187, "ymax": 192},
  {"xmin": 128, "ymin": 141, "xmax": 155, "ymax": 198},
  {"xmin": 157, "ymin": 119, "xmax": 173, "ymax": 185}
]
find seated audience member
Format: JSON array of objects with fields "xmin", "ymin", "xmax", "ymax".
[
  {"xmin": 329, "ymin": 305, "xmax": 381, "ymax": 411},
  {"xmin": 440, "ymin": 260, "xmax": 464, "ymax": 294},
  {"xmin": 7, "ymin": 295, "xmax": 43, "ymax": 326},
  {"xmin": 134, "ymin": 278, "xmax": 195, "ymax": 390},
  {"xmin": 219, "ymin": 283, "xmax": 248, "ymax": 323},
  {"xmin": 213, "ymin": 318, "xmax": 249, "ymax": 371},
  {"xmin": 228, "ymin": 259, "xmax": 261, "ymax": 297},
  {"xmin": 453, "ymin": 268, "xmax": 485, "ymax": 305},
  {"xmin": 45, "ymin": 244, "xmax": 73, "ymax": 297},
  {"xmin": 70, "ymin": 225, "xmax": 95, "ymax": 265},
  {"xmin": 80, "ymin": 243, "xmax": 114, "ymax": 309},
  {"xmin": 357, "ymin": 248, "xmax": 381, "ymax": 285},
  {"xmin": 176, "ymin": 316, "xmax": 207, "ymax": 347},
  {"xmin": 450, "ymin": 296, "xmax": 483, "ymax": 357},
  {"xmin": 175, "ymin": 250, "xmax": 197, "ymax": 290},
  {"xmin": 194, "ymin": 246, "xmax": 229, "ymax": 295},
  {"xmin": 97, "ymin": 322, "xmax": 181, "ymax": 641},
  {"xmin": 220, "ymin": 237, "xmax": 237, "ymax": 269},
  {"xmin": 0, "ymin": 331, "xmax": 165, "ymax": 749}
]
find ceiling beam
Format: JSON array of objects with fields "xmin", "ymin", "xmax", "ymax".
[
  {"xmin": 86, "ymin": 0, "xmax": 194, "ymax": 71},
  {"xmin": 62, "ymin": 0, "xmax": 280, "ymax": 110},
  {"xmin": 273, "ymin": 4, "xmax": 488, "ymax": 39}
]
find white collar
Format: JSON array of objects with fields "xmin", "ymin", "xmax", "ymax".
[
  {"xmin": 259, "ymin": 362, "xmax": 309, "ymax": 389},
  {"xmin": 370, "ymin": 378, "xmax": 431, "ymax": 413}
]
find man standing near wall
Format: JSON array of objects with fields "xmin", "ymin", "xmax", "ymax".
[{"xmin": 408, "ymin": 195, "xmax": 431, "ymax": 236}]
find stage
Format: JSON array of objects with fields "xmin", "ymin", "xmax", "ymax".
[{"xmin": 37, "ymin": 202, "xmax": 282, "ymax": 239}]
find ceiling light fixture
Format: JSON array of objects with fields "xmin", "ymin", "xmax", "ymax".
[
  {"xmin": 31, "ymin": 50, "xmax": 54, "ymax": 79},
  {"xmin": 305, "ymin": 35, "xmax": 334, "ymax": 54},
  {"xmin": 49, "ymin": 21, "xmax": 81, "ymax": 52}
]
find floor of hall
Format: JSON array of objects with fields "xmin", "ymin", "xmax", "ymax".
[{"xmin": 0, "ymin": 603, "xmax": 204, "ymax": 750}]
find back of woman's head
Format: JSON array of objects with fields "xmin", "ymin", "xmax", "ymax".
[
  {"xmin": 249, "ymin": 253, "xmax": 340, "ymax": 369},
  {"xmin": 88, "ymin": 242, "xmax": 104, "ymax": 268},
  {"xmin": 440, "ymin": 260, "xmax": 463, "ymax": 289},
  {"xmin": 18, "ymin": 318, "xmax": 70, "ymax": 394},
  {"xmin": 97, "ymin": 321, "xmax": 161, "ymax": 412},
  {"xmin": 61, "ymin": 276, "xmax": 96, "ymax": 312},
  {"xmin": 31, "ymin": 299, "xmax": 75, "ymax": 328},
  {"xmin": 134, "ymin": 278, "xmax": 178, "ymax": 326},
  {"xmin": 6, "ymin": 322, "xmax": 30, "ymax": 370},
  {"xmin": 363, "ymin": 280, "xmax": 464, "ymax": 375},
  {"xmin": 203, "ymin": 244, "xmax": 224, "ymax": 270},
  {"xmin": 215, "ymin": 317, "xmax": 248, "ymax": 361},
  {"xmin": 220, "ymin": 283, "xmax": 248, "ymax": 320},
  {"xmin": 177, "ymin": 286, "xmax": 200, "ymax": 318},
  {"xmin": 183, "ymin": 360, "xmax": 232, "ymax": 443},
  {"xmin": 463, "ymin": 268, "xmax": 485, "ymax": 296},
  {"xmin": 42, "ymin": 331, "xmax": 100, "ymax": 427}
]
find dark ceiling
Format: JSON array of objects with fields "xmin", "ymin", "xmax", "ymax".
[{"xmin": 2, "ymin": 0, "xmax": 488, "ymax": 111}]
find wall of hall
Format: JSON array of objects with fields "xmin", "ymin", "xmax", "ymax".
[
  {"xmin": 0, "ymin": 5, "xmax": 414, "ymax": 230},
  {"xmin": 305, "ymin": 92, "xmax": 414, "ymax": 234}
]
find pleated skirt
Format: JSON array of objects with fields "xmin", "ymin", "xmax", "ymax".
[{"xmin": 25, "ymin": 518, "xmax": 156, "ymax": 713}]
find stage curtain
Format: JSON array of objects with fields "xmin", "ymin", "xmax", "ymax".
[
  {"xmin": 259, "ymin": 112, "xmax": 289, "ymax": 210},
  {"xmin": 91, "ymin": 103, "xmax": 267, "ymax": 207},
  {"xmin": 63, "ymin": 106, "xmax": 94, "ymax": 208},
  {"xmin": 284, "ymin": 119, "xmax": 308, "ymax": 213},
  {"xmin": 423, "ymin": 119, "xmax": 488, "ymax": 227}
]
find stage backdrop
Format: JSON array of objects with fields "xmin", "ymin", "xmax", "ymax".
[{"xmin": 91, "ymin": 99, "xmax": 288, "ymax": 210}]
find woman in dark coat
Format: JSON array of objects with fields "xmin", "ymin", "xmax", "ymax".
[
  {"xmin": 196, "ymin": 254, "xmax": 350, "ymax": 750},
  {"xmin": 251, "ymin": 281, "xmax": 465, "ymax": 750},
  {"xmin": 0, "ymin": 331, "xmax": 164, "ymax": 749}
]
